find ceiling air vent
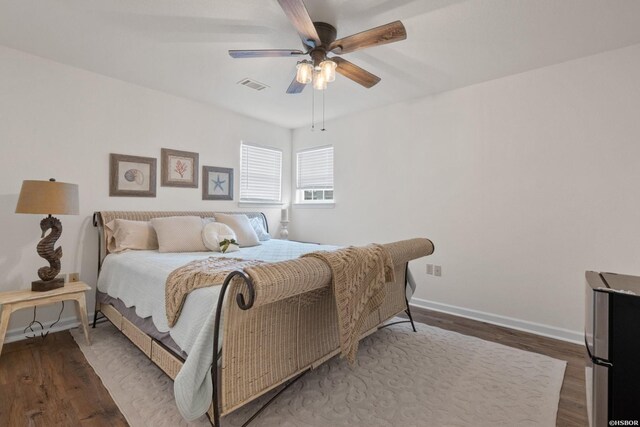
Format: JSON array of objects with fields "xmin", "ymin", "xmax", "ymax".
[{"xmin": 237, "ymin": 78, "xmax": 269, "ymax": 91}]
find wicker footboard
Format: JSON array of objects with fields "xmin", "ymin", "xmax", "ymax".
[
  {"xmin": 214, "ymin": 238, "xmax": 434, "ymax": 422},
  {"xmin": 96, "ymin": 271, "xmax": 407, "ymax": 426},
  {"xmin": 97, "ymin": 258, "xmax": 425, "ymax": 426},
  {"xmin": 216, "ymin": 268, "xmax": 407, "ymax": 416}
]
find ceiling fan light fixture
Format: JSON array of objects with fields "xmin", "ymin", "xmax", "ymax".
[
  {"xmin": 313, "ymin": 69, "xmax": 327, "ymax": 90},
  {"xmin": 320, "ymin": 59, "xmax": 337, "ymax": 83},
  {"xmin": 296, "ymin": 61, "xmax": 313, "ymax": 84}
]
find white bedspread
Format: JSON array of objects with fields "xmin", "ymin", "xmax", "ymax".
[{"xmin": 97, "ymin": 239, "xmax": 338, "ymax": 421}]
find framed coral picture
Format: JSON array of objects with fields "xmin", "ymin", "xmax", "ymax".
[
  {"xmin": 202, "ymin": 166, "xmax": 233, "ymax": 200},
  {"xmin": 161, "ymin": 148, "xmax": 199, "ymax": 188},
  {"xmin": 109, "ymin": 153, "xmax": 157, "ymax": 197}
]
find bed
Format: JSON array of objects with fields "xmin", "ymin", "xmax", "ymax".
[{"xmin": 92, "ymin": 211, "xmax": 434, "ymax": 426}]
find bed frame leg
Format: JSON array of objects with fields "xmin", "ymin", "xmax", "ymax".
[
  {"xmin": 208, "ymin": 368, "xmax": 308, "ymax": 427},
  {"xmin": 404, "ymin": 263, "xmax": 417, "ymax": 332},
  {"xmin": 404, "ymin": 297, "xmax": 417, "ymax": 333},
  {"xmin": 242, "ymin": 369, "xmax": 309, "ymax": 427},
  {"xmin": 92, "ymin": 310, "xmax": 100, "ymax": 328},
  {"xmin": 92, "ymin": 308, "xmax": 109, "ymax": 328},
  {"xmin": 378, "ymin": 264, "xmax": 419, "ymax": 332}
]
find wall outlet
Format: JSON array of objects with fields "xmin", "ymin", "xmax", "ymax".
[
  {"xmin": 68, "ymin": 272, "xmax": 80, "ymax": 282},
  {"xmin": 434, "ymin": 265, "xmax": 442, "ymax": 277},
  {"xmin": 426, "ymin": 264, "xmax": 434, "ymax": 275}
]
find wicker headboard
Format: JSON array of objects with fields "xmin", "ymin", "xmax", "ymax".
[{"xmin": 93, "ymin": 211, "xmax": 268, "ymax": 270}]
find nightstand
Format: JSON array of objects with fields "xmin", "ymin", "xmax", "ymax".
[{"xmin": 0, "ymin": 281, "xmax": 91, "ymax": 356}]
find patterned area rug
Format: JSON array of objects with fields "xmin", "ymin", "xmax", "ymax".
[{"xmin": 72, "ymin": 321, "xmax": 565, "ymax": 427}]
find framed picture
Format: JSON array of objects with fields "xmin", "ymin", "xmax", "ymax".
[
  {"xmin": 109, "ymin": 153, "xmax": 157, "ymax": 197},
  {"xmin": 161, "ymin": 148, "xmax": 199, "ymax": 188},
  {"xmin": 202, "ymin": 166, "xmax": 233, "ymax": 200}
]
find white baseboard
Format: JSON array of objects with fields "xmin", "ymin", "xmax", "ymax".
[
  {"xmin": 5, "ymin": 301, "xmax": 582, "ymax": 347},
  {"xmin": 410, "ymin": 297, "xmax": 583, "ymax": 345},
  {"xmin": 4, "ymin": 313, "xmax": 96, "ymax": 345}
]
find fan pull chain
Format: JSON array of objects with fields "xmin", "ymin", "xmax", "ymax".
[
  {"xmin": 311, "ymin": 85, "xmax": 315, "ymax": 131},
  {"xmin": 321, "ymin": 90, "xmax": 326, "ymax": 131}
]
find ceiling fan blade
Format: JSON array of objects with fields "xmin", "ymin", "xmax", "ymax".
[
  {"xmin": 330, "ymin": 20, "xmax": 406, "ymax": 54},
  {"xmin": 277, "ymin": 0, "xmax": 321, "ymax": 48},
  {"xmin": 286, "ymin": 76, "xmax": 307, "ymax": 94},
  {"xmin": 229, "ymin": 49, "xmax": 305, "ymax": 58},
  {"xmin": 333, "ymin": 57, "xmax": 381, "ymax": 88}
]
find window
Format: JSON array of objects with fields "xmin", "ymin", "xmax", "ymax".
[
  {"xmin": 296, "ymin": 146, "xmax": 334, "ymax": 203},
  {"xmin": 240, "ymin": 142, "xmax": 282, "ymax": 203}
]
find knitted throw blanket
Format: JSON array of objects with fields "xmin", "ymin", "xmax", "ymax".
[
  {"xmin": 165, "ymin": 257, "xmax": 263, "ymax": 327},
  {"xmin": 303, "ymin": 244, "xmax": 395, "ymax": 364}
]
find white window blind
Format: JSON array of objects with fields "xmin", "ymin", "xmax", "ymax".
[
  {"xmin": 240, "ymin": 142, "xmax": 282, "ymax": 202},
  {"xmin": 296, "ymin": 146, "xmax": 334, "ymax": 190}
]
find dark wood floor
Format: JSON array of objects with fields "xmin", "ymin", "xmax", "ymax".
[
  {"xmin": 0, "ymin": 307, "xmax": 587, "ymax": 427},
  {"xmin": 0, "ymin": 331, "xmax": 127, "ymax": 427}
]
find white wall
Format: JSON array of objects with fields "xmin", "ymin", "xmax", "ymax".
[
  {"xmin": 0, "ymin": 46, "xmax": 291, "ymax": 337},
  {"xmin": 291, "ymin": 43, "xmax": 640, "ymax": 342}
]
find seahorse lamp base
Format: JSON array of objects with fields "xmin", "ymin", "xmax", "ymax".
[
  {"xmin": 32, "ymin": 214, "xmax": 64, "ymax": 292},
  {"xmin": 32, "ymin": 277, "xmax": 65, "ymax": 292}
]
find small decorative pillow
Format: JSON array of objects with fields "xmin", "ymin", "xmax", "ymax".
[
  {"xmin": 151, "ymin": 216, "xmax": 208, "ymax": 253},
  {"xmin": 214, "ymin": 213, "xmax": 261, "ymax": 247},
  {"xmin": 249, "ymin": 216, "xmax": 271, "ymax": 241},
  {"xmin": 202, "ymin": 222, "xmax": 236, "ymax": 252},
  {"xmin": 106, "ymin": 219, "xmax": 158, "ymax": 253}
]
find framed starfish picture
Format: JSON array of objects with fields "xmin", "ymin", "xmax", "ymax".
[{"xmin": 202, "ymin": 166, "xmax": 233, "ymax": 200}]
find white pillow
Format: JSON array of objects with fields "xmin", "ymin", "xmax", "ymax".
[
  {"xmin": 249, "ymin": 216, "xmax": 271, "ymax": 241},
  {"xmin": 214, "ymin": 213, "xmax": 260, "ymax": 247},
  {"xmin": 151, "ymin": 216, "xmax": 208, "ymax": 253},
  {"xmin": 202, "ymin": 222, "xmax": 236, "ymax": 252},
  {"xmin": 105, "ymin": 219, "xmax": 158, "ymax": 253}
]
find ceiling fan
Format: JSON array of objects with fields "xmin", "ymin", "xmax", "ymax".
[{"xmin": 229, "ymin": 0, "xmax": 407, "ymax": 94}]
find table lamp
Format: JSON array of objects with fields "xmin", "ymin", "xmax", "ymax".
[
  {"xmin": 280, "ymin": 207, "xmax": 289, "ymax": 240},
  {"xmin": 15, "ymin": 179, "xmax": 79, "ymax": 291}
]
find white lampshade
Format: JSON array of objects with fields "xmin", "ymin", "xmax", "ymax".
[
  {"xmin": 313, "ymin": 70, "xmax": 327, "ymax": 90},
  {"xmin": 295, "ymin": 61, "xmax": 313, "ymax": 84},
  {"xmin": 320, "ymin": 59, "xmax": 337, "ymax": 83}
]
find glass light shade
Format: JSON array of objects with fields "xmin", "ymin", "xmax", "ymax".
[
  {"xmin": 295, "ymin": 62, "xmax": 313, "ymax": 84},
  {"xmin": 313, "ymin": 70, "xmax": 327, "ymax": 90},
  {"xmin": 320, "ymin": 59, "xmax": 337, "ymax": 83}
]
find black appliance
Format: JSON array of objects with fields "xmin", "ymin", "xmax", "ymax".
[{"xmin": 585, "ymin": 271, "xmax": 640, "ymax": 426}]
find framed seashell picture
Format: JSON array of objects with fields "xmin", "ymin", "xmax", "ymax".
[{"xmin": 109, "ymin": 153, "xmax": 157, "ymax": 197}]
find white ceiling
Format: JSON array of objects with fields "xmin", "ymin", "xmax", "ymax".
[{"xmin": 1, "ymin": 0, "xmax": 640, "ymax": 129}]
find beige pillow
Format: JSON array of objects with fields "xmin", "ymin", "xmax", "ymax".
[
  {"xmin": 106, "ymin": 219, "xmax": 158, "ymax": 253},
  {"xmin": 214, "ymin": 213, "xmax": 260, "ymax": 247},
  {"xmin": 151, "ymin": 216, "xmax": 208, "ymax": 253},
  {"xmin": 202, "ymin": 222, "xmax": 236, "ymax": 252},
  {"xmin": 105, "ymin": 220, "xmax": 117, "ymax": 253}
]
